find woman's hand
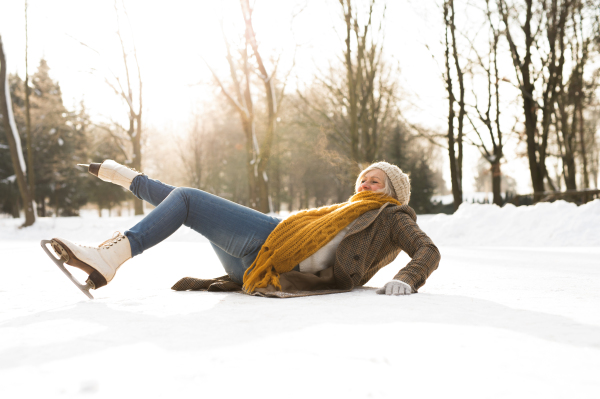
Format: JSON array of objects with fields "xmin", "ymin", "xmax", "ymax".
[{"xmin": 376, "ymin": 280, "xmax": 412, "ymax": 295}]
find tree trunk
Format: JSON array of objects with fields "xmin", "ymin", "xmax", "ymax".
[
  {"xmin": 470, "ymin": 3, "xmax": 505, "ymax": 208},
  {"xmin": 491, "ymin": 161, "xmax": 502, "ymax": 205},
  {"xmin": 24, "ymin": 1, "xmax": 35, "ymax": 206},
  {"xmin": 449, "ymin": 0, "xmax": 465, "ymax": 196},
  {"xmin": 132, "ymin": 113, "xmax": 143, "ymax": 215},
  {"xmin": 271, "ymin": 134, "xmax": 281, "ymax": 213},
  {"xmin": 578, "ymin": 104, "xmax": 589, "ymax": 188},
  {"xmin": 522, "ymin": 75, "xmax": 545, "ymax": 195},
  {"xmin": 114, "ymin": 5, "xmax": 144, "ymax": 216},
  {"xmin": 499, "ymin": 0, "xmax": 571, "ymax": 200},
  {"xmin": 444, "ymin": 0, "xmax": 462, "ymax": 211},
  {"xmin": 40, "ymin": 197, "xmax": 46, "ymax": 217},
  {"xmin": 243, "ymin": 0, "xmax": 276, "ymax": 214},
  {"xmin": 342, "ymin": 0, "xmax": 359, "ymax": 164},
  {"xmin": 0, "ymin": 35, "xmax": 35, "ymax": 227},
  {"xmin": 564, "ymin": 101, "xmax": 577, "ymax": 190}
]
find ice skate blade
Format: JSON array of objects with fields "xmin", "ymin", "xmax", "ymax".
[{"xmin": 40, "ymin": 240, "xmax": 94, "ymax": 299}]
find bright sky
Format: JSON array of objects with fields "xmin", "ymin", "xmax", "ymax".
[{"xmin": 0, "ymin": 0, "xmax": 534, "ymax": 193}]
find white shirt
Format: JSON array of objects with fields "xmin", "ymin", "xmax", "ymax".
[{"xmin": 299, "ymin": 220, "xmax": 357, "ymax": 274}]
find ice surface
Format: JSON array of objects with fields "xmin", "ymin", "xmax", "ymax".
[{"xmin": 1, "ymin": 201, "xmax": 599, "ymax": 398}]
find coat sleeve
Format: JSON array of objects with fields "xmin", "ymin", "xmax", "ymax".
[{"xmin": 390, "ymin": 210, "xmax": 441, "ymax": 292}]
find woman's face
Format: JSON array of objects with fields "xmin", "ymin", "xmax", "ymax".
[{"xmin": 357, "ymin": 169, "xmax": 386, "ymax": 193}]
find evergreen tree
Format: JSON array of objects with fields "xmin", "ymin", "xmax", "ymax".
[
  {"xmin": 2, "ymin": 60, "xmax": 90, "ymax": 216},
  {"xmin": 30, "ymin": 60, "xmax": 89, "ymax": 215},
  {"xmin": 383, "ymin": 124, "xmax": 437, "ymax": 214}
]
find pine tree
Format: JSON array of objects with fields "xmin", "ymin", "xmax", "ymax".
[
  {"xmin": 383, "ymin": 124, "xmax": 437, "ymax": 214},
  {"xmin": 9, "ymin": 59, "xmax": 89, "ymax": 216}
]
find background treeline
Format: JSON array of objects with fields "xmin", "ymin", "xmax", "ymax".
[
  {"xmin": 0, "ymin": 56, "xmax": 442, "ymax": 218},
  {"xmin": 1, "ymin": 0, "xmax": 600, "ymax": 224},
  {"xmin": 439, "ymin": 0, "xmax": 600, "ymax": 207}
]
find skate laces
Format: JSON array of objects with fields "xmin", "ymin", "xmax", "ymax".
[{"xmin": 99, "ymin": 232, "xmax": 125, "ymax": 249}]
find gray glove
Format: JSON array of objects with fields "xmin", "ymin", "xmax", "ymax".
[{"xmin": 376, "ymin": 280, "xmax": 412, "ymax": 295}]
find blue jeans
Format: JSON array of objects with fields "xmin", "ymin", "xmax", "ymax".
[{"xmin": 124, "ymin": 175, "xmax": 281, "ymax": 284}]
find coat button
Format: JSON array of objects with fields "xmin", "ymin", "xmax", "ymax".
[{"xmin": 353, "ymin": 255, "xmax": 360, "ymax": 261}]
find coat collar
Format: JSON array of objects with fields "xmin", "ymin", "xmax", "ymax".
[{"xmin": 346, "ymin": 202, "xmax": 395, "ymax": 237}]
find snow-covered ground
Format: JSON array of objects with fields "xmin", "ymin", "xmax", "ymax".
[
  {"xmin": 1, "ymin": 200, "xmax": 599, "ymax": 398},
  {"xmin": 420, "ymin": 198, "xmax": 600, "ymax": 247}
]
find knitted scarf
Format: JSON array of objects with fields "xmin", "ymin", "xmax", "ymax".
[{"xmin": 242, "ymin": 191, "xmax": 401, "ymax": 293}]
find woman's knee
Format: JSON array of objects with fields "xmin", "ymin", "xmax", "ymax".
[
  {"xmin": 171, "ymin": 187, "xmax": 204, "ymax": 202},
  {"xmin": 169, "ymin": 187, "xmax": 210, "ymax": 219}
]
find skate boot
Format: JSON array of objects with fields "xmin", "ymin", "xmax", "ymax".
[
  {"xmin": 78, "ymin": 160, "xmax": 141, "ymax": 190},
  {"xmin": 40, "ymin": 232, "xmax": 132, "ymax": 299}
]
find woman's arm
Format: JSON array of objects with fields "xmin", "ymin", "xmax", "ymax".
[{"xmin": 386, "ymin": 210, "xmax": 441, "ymax": 293}]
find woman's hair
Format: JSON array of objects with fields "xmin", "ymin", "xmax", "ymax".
[{"xmin": 355, "ymin": 167, "xmax": 398, "ymax": 199}]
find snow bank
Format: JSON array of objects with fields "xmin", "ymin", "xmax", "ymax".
[
  {"xmin": 419, "ymin": 199, "xmax": 600, "ymax": 247},
  {"xmin": 1, "ymin": 199, "xmax": 599, "ymax": 247}
]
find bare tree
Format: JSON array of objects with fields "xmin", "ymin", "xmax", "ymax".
[
  {"xmin": 553, "ymin": 0, "xmax": 599, "ymax": 190},
  {"xmin": 498, "ymin": 0, "xmax": 574, "ymax": 198},
  {"xmin": 296, "ymin": 0, "xmax": 396, "ymax": 174},
  {"xmin": 175, "ymin": 115, "xmax": 204, "ymax": 189},
  {"xmin": 206, "ymin": 0, "xmax": 292, "ymax": 213},
  {"xmin": 0, "ymin": 35, "xmax": 35, "ymax": 226},
  {"xmin": 71, "ymin": 1, "xmax": 144, "ymax": 214},
  {"xmin": 112, "ymin": 1, "xmax": 143, "ymax": 214},
  {"xmin": 444, "ymin": 0, "xmax": 466, "ymax": 210},
  {"xmin": 466, "ymin": 0, "xmax": 507, "ymax": 205},
  {"xmin": 589, "ymin": 96, "xmax": 600, "ymax": 188}
]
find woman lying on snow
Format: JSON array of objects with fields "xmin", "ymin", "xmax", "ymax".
[{"xmin": 45, "ymin": 160, "xmax": 440, "ymax": 298}]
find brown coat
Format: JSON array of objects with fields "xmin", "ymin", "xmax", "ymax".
[{"xmin": 172, "ymin": 203, "xmax": 441, "ymax": 298}]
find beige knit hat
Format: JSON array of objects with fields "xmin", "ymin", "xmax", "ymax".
[{"xmin": 357, "ymin": 161, "xmax": 411, "ymax": 205}]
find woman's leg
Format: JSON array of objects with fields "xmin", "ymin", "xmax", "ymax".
[
  {"xmin": 124, "ymin": 187, "xmax": 280, "ymax": 284},
  {"xmin": 129, "ymin": 175, "xmax": 176, "ymax": 207},
  {"xmin": 209, "ymin": 244, "xmax": 263, "ymax": 284}
]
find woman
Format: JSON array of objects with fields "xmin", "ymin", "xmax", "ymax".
[{"xmin": 45, "ymin": 160, "xmax": 440, "ymax": 298}]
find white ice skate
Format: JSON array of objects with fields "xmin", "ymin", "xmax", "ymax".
[
  {"xmin": 40, "ymin": 232, "xmax": 132, "ymax": 299},
  {"xmin": 77, "ymin": 160, "xmax": 141, "ymax": 190}
]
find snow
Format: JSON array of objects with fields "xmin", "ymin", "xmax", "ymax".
[
  {"xmin": 1, "ymin": 201, "xmax": 599, "ymax": 398},
  {"xmin": 419, "ymin": 199, "xmax": 600, "ymax": 246},
  {"xmin": 0, "ymin": 174, "xmax": 16, "ymax": 183}
]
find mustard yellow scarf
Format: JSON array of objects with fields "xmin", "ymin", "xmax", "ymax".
[{"xmin": 243, "ymin": 191, "xmax": 401, "ymax": 293}]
